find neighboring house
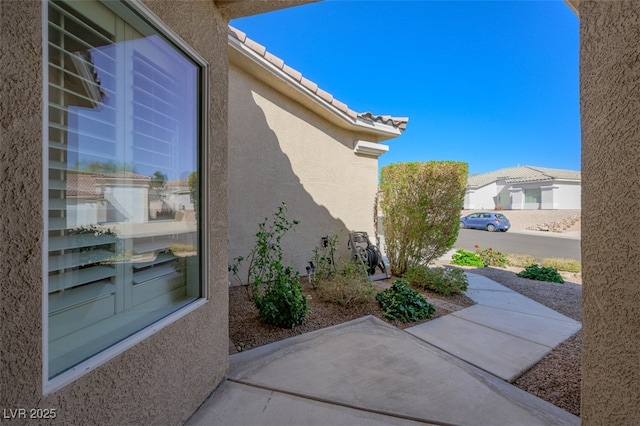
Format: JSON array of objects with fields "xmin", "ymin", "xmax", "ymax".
[
  {"xmin": 67, "ymin": 171, "xmax": 152, "ymax": 225},
  {"xmin": 227, "ymin": 26, "xmax": 407, "ymax": 276},
  {"xmin": 464, "ymin": 165, "xmax": 581, "ymax": 210}
]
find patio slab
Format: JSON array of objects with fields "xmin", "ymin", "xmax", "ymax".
[
  {"xmin": 406, "ymin": 314, "xmax": 555, "ymax": 382},
  {"xmin": 465, "ymin": 274, "xmax": 574, "ymax": 321},
  {"xmin": 189, "ymin": 316, "xmax": 579, "ymax": 426},
  {"xmin": 451, "ymin": 304, "xmax": 581, "ymax": 347}
]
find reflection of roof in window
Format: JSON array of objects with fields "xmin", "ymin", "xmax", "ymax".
[
  {"xmin": 66, "ymin": 172, "xmax": 151, "ymax": 198},
  {"xmin": 68, "ymin": 50, "xmax": 106, "ymax": 107},
  {"xmin": 66, "ymin": 173, "xmax": 101, "ymax": 199}
]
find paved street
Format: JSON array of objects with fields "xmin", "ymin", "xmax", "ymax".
[{"xmin": 454, "ymin": 228, "xmax": 581, "ymax": 260}]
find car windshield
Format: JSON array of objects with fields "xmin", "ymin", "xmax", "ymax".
[{"xmin": 496, "ymin": 214, "xmax": 507, "ymax": 220}]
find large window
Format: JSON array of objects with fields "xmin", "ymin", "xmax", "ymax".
[
  {"xmin": 524, "ymin": 188, "xmax": 542, "ymax": 204},
  {"xmin": 45, "ymin": 0, "xmax": 206, "ymax": 381}
]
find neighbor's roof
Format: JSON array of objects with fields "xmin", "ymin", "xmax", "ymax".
[
  {"xmin": 228, "ymin": 26, "xmax": 408, "ymax": 134},
  {"xmin": 66, "ymin": 172, "xmax": 151, "ymax": 198},
  {"xmin": 467, "ymin": 165, "xmax": 581, "ymax": 188}
]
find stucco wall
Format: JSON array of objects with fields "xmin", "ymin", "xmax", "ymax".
[
  {"xmin": 0, "ymin": 1, "xmax": 229, "ymax": 424},
  {"xmin": 555, "ymin": 182, "xmax": 581, "ymax": 209},
  {"xmin": 228, "ymin": 65, "xmax": 380, "ymax": 277},
  {"xmin": 464, "ymin": 182, "xmax": 497, "ymax": 210},
  {"xmin": 580, "ymin": 0, "xmax": 640, "ymax": 423}
]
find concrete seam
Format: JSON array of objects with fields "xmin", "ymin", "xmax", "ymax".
[{"xmin": 227, "ymin": 378, "xmax": 456, "ymax": 426}]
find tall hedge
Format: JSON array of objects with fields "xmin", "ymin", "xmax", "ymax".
[{"xmin": 380, "ymin": 161, "xmax": 468, "ymax": 275}]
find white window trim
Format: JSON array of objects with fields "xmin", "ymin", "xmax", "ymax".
[{"xmin": 42, "ymin": 0, "xmax": 210, "ymax": 395}]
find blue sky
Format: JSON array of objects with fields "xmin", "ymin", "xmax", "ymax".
[{"xmin": 231, "ymin": 0, "xmax": 580, "ymax": 176}]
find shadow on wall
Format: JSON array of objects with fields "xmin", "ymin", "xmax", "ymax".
[{"xmin": 228, "ymin": 69, "xmax": 374, "ymax": 282}]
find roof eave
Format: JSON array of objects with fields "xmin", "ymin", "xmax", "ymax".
[
  {"xmin": 228, "ymin": 34, "xmax": 403, "ymax": 141},
  {"xmin": 216, "ymin": 0, "xmax": 318, "ymax": 21}
]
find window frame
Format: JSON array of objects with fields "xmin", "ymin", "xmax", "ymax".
[{"xmin": 42, "ymin": 0, "xmax": 210, "ymax": 394}]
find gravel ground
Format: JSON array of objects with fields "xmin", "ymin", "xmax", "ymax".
[
  {"xmin": 230, "ymin": 210, "xmax": 582, "ymax": 417},
  {"xmin": 229, "ymin": 281, "xmax": 475, "ymax": 352}
]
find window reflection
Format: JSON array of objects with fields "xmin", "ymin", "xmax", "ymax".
[{"xmin": 47, "ymin": 0, "xmax": 201, "ymax": 378}]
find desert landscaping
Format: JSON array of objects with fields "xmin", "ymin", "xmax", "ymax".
[{"xmin": 230, "ymin": 209, "xmax": 583, "ymax": 416}]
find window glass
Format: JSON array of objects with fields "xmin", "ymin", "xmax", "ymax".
[
  {"xmin": 47, "ymin": 0, "xmax": 202, "ymax": 379},
  {"xmin": 524, "ymin": 188, "xmax": 542, "ymax": 204}
]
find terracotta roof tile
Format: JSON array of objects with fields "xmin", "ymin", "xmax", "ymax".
[
  {"xmin": 228, "ymin": 25, "xmax": 408, "ymax": 133},
  {"xmin": 66, "ymin": 173, "xmax": 101, "ymax": 198},
  {"xmin": 331, "ymin": 98, "xmax": 348, "ymax": 113},
  {"xmin": 300, "ymin": 76, "xmax": 318, "ymax": 92},
  {"xmin": 245, "ymin": 38, "xmax": 266, "ymax": 56},
  {"xmin": 316, "ymin": 88, "xmax": 333, "ymax": 103},
  {"xmin": 359, "ymin": 112, "xmax": 409, "ymax": 131},
  {"xmin": 228, "ymin": 26, "xmax": 246, "ymax": 43},
  {"xmin": 282, "ymin": 64, "xmax": 302, "ymax": 81},
  {"xmin": 264, "ymin": 51, "xmax": 284, "ymax": 69}
]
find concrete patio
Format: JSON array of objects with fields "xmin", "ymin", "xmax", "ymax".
[{"xmin": 187, "ymin": 273, "xmax": 581, "ymax": 425}]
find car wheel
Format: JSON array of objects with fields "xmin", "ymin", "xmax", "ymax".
[
  {"xmin": 460, "ymin": 221, "xmax": 466, "ymax": 229},
  {"xmin": 487, "ymin": 224, "xmax": 496, "ymax": 232}
]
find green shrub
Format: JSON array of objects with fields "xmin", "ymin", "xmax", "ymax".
[
  {"xmin": 507, "ymin": 253, "xmax": 538, "ymax": 268},
  {"xmin": 405, "ymin": 265, "xmax": 468, "ymax": 296},
  {"xmin": 229, "ymin": 203, "xmax": 309, "ymax": 328},
  {"xmin": 540, "ymin": 257, "xmax": 581, "ymax": 273},
  {"xmin": 380, "ymin": 161, "xmax": 468, "ymax": 275},
  {"xmin": 450, "ymin": 249, "xmax": 485, "ymax": 267},
  {"xmin": 474, "ymin": 245, "xmax": 507, "ymax": 267},
  {"xmin": 254, "ymin": 266, "xmax": 309, "ymax": 328},
  {"xmin": 314, "ymin": 259, "xmax": 376, "ymax": 307},
  {"xmin": 375, "ymin": 280, "xmax": 435, "ymax": 323},
  {"xmin": 516, "ymin": 264, "xmax": 564, "ymax": 284}
]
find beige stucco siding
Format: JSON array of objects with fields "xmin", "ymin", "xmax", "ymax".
[
  {"xmin": 1, "ymin": 1, "xmax": 229, "ymax": 424},
  {"xmin": 228, "ymin": 65, "xmax": 380, "ymax": 277},
  {"xmin": 580, "ymin": 0, "xmax": 640, "ymax": 423}
]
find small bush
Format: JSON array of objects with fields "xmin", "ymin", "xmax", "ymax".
[
  {"xmin": 375, "ymin": 280, "xmax": 435, "ymax": 323},
  {"xmin": 314, "ymin": 259, "xmax": 376, "ymax": 307},
  {"xmin": 405, "ymin": 265, "xmax": 468, "ymax": 296},
  {"xmin": 229, "ymin": 203, "xmax": 309, "ymax": 328},
  {"xmin": 475, "ymin": 245, "xmax": 507, "ymax": 267},
  {"xmin": 254, "ymin": 266, "xmax": 309, "ymax": 328},
  {"xmin": 507, "ymin": 253, "xmax": 538, "ymax": 268},
  {"xmin": 516, "ymin": 264, "xmax": 564, "ymax": 284},
  {"xmin": 540, "ymin": 257, "xmax": 581, "ymax": 273},
  {"xmin": 451, "ymin": 249, "xmax": 485, "ymax": 267}
]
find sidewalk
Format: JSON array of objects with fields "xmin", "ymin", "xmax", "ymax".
[
  {"xmin": 508, "ymin": 228, "xmax": 581, "ymax": 240},
  {"xmin": 187, "ymin": 273, "xmax": 581, "ymax": 425}
]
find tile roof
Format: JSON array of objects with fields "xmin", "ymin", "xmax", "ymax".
[
  {"xmin": 66, "ymin": 173, "xmax": 101, "ymax": 199},
  {"xmin": 467, "ymin": 165, "xmax": 581, "ymax": 188},
  {"xmin": 228, "ymin": 26, "xmax": 408, "ymax": 132},
  {"xmin": 66, "ymin": 172, "xmax": 151, "ymax": 198}
]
